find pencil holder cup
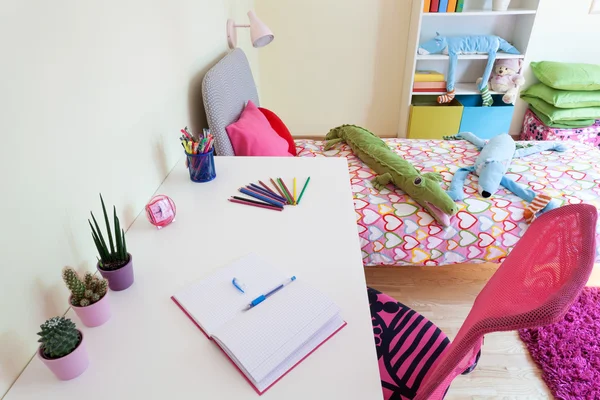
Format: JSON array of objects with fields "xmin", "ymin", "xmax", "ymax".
[{"xmin": 186, "ymin": 149, "xmax": 216, "ymax": 182}]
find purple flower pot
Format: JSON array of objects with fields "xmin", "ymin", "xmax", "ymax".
[
  {"xmin": 97, "ymin": 253, "xmax": 134, "ymax": 291},
  {"xmin": 38, "ymin": 330, "xmax": 89, "ymax": 380},
  {"xmin": 70, "ymin": 292, "xmax": 111, "ymax": 327}
]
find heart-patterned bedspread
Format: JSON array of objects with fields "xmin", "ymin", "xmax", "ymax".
[{"xmin": 296, "ymin": 138, "xmax": 600, "ymax": 266}]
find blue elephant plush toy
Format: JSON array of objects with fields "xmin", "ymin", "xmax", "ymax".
[
  {"xmin": 445, "ymin": 132, "xmax": 568, "ymax": 223},
  {"xmin": 418, "ymin": 34, "xmax": 520, "ymax": 106}
]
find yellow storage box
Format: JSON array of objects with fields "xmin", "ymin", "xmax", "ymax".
[{"xmin": 408, "ymin": 96, "xmax": 463, "ymax": 139}]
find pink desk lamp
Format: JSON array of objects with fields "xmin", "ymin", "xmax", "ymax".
[{"xmin": 227, "ymin": 10, "xmax": 274, "ymax": 49}]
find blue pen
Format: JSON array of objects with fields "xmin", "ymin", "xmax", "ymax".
[
  {"xmin": 249, "ymin": 184, "xmax": 288, "ymax": 203},
  {"xmin": 244, "ymin": 276, "xmax": 296, "ymax": 311},
  {"xmin": 239, "ymin": 187, "xmax": 285, "ymax": 208}
]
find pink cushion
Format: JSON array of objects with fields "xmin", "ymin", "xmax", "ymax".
[{"xmin": 225, "ymin": 101, "xmax": 293, "ymax": 156}]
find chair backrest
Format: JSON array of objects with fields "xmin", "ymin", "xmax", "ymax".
[
  {"xmin": 415, "ymin": 204, "xmax": 598, "ymax": 400},
  {"xmin": 202, "ymin": 48, "xmax": 260, "ymax": 156}
]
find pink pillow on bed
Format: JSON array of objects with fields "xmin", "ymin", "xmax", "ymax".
[{"xmin": 226, "ymin": 101, "xmax": 293, "ymax": 156}]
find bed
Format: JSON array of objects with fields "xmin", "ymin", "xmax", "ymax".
[
  {"xmin": 296, "ymin": 138, "xmax": 600, "ymax": 266},
  {"xmin": 202, "ymin": 49, "xmax": 600, "ymax": 267}
]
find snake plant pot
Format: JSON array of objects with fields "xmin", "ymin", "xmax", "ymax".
[
  {"xmin": 492, "ymin": 0, "xmax": 511, "ymax": 11},
  {"xmin": 70, "ymin": 292, "xmax": 111, "ymax": 327},
  {"xmin": 97, "ymin": 253, "xmax": 134, "ymax": 291},
  {"xmin": 38, "ymin": 330, "xmax": 89, "ymax": 380}
]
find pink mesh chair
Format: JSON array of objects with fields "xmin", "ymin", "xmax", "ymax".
[{"xmin": 368, "ymin": 204, "xmax": 597, "ymax": 400}]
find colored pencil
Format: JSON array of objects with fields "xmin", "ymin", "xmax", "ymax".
[
  {"xmin": 293, "ymin": 178, "xmax": 297, "ymax": 205},
  {"xmin": 270, "ymin": 178, "xmax": 288, "ymax": 203},
  {"xmin": 232, "ymin": 196, "xmax": 283, "ymax": 209},
  {"xmin": 259, "ymin": 180, "xmax": 280, "ymax": 197},
  {"xmin": 229, "ymin": 198, "xmax": 283, "ymax": 212},
  {"xmin": 249, "ymin": 184, "xmax": 287, "ymax": 203},
  {"xmin": 244, "ymin": 186, "xmax": 286, "ymax": 205},
  {"xmin": 239, "ymin": 187, "xmax": 285, "ymax": 208},
  {"xmin": 296, "ymin": 177, "xmax": 311, "ymax": 205},
  {"xmin": 249, "ymin": 184, "xmax": 288, "ymax": 203},
  {"xmin": 278, "ymin": 178, "xmax": 294, "ymax": 205},
  {"xmin": 277, "ymin": 179, "xmax": 293, "ymax": 204}
]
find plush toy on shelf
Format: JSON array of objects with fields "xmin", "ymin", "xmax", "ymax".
[
  {"xmin": 477, "ymin": 59, "xmax": 525, "ymax": 104},
  {"xmin": 417, "ymin": 33, "xmax": 520, "ymax": 106}
]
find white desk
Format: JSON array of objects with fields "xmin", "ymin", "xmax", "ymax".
[{"xmin": 6, "ymin": 157, "xmax": 382, "ymax": 400}]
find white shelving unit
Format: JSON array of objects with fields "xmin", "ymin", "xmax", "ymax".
[{"xmin": 398, "ymin": 0, "xmax": 540, "ymax": 135}]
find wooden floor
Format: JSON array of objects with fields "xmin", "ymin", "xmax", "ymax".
[{"xmin": 364, "ymin": 263, "xmax": 600, "ymax": 399}]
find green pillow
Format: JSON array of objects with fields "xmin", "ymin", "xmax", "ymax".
[
  {"xmin": 521, "ymin": 83, "xmax": 600, "ymax": 109},
  {"xmin": 522, "ymin": 96, "xmax": 600, "ymax": 125},
  {"xmin": 531, "ymin": 61, "xmax": 600, "ymax": 91},
  {"xmin": 529, "ymin": 106, "xmax": 596, "ymax": 129}
]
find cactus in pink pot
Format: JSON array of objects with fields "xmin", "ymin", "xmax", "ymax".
[
  {"xmin": 37, "ymin": 317, "xmax": 89, "ymax": 380},
  {"xmin": 63, "ymin": 268, "xmax": 108, "ymax": 307},
  {"xmin": 63, "ymin": 268, "xmax": 111, "ymax": 327}
]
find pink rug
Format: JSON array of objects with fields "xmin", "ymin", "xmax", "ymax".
[{"xmin": 519, "ymin": 287, "xmax": 600, "ymax": 400}]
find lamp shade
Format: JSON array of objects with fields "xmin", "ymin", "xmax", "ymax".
[{"xmin": 248, "ymin": 10, "xmax": 274, "ymax": 48}]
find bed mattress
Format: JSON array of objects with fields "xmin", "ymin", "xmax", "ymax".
[{"xmin": 296, "ymin": 138, "xmax": 600, "ymax": 266}]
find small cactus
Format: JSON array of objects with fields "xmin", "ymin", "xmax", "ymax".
[
  {"xmin": 37, "ymin": 317, "xmax": 80, "ymax": 359},
  {"xmin": 62, "ymin": 267, "xmax": 108, "ymax": 307}
]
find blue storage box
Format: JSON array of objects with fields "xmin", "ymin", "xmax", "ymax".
[{"xmin": 456, "ymin": 95, "xmax": 514, "ymax": 139}]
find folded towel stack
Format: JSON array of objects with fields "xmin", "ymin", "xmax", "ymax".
[{"xmin": 520, "ymin": 61, "xmax": 600, "ymax": 129}]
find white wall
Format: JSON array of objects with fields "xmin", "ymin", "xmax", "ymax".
[
  {"xmin": 510, "ymin": 0, "xmax": 600, "ymax": 133},
  {"xmin": 0, "ymin": 0, "xmax": 254, "ymax": 396},
  {"xmin": 256, "ymin": 0, "xmax": 410, "ymax": 136}
]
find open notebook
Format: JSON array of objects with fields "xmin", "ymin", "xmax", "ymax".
[{"xmin": 171, "ymin": 253, "xmax": 346, "ymax": 395}]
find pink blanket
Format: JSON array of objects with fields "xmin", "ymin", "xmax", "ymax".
[{"xmin": 296, "ymin": 138, "xmax": 600, "ymax": 266}]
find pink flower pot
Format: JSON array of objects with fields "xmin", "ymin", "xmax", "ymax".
[
  {"xmin": 70, "ymin": 292, "xmax": 111, "ymax": 327},
  {"xmin": 38, "ymin": 330, "xmax": 89, "ymax": 380},
  {"xmin": 97, "ymin": 253, "xmax": 134, "ymax": 291}
]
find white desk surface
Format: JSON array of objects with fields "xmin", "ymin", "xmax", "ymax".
[{"xmin": 6, "ymin": 156, "xmax": 383, "ymax": 400}]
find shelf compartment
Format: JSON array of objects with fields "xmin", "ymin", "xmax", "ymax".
[
  {"xmin": 456, "ymin": 94, "xmax": 514, "ymax": 139},
  {"xmin": 408, "ymin": 96, "xmax": 463, "ymax": 139}
]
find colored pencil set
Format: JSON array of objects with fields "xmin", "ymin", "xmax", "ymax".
[
  {"xmin": 180, "ymin": 127, "xmax": 217, "ymax": 182},
  {"xmin": 229, "ymin": 177, "xmax": 311, "ymax": 212},
  {"xmin": 180, "ymin": 127, "xmax": 214, "ymax": 155}
]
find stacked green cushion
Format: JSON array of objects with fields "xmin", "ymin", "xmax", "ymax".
[
  {"xmin": 531, "ymin": 62, "xmax": 600, "ymax": 91},
  {"xmin": 521, "ymin": 83, "xmax": 600, "ymax": 109},
  {"xmin": 522, "ymin": 97, "xmax": 600, "ymax": 128},
  {"xmin": 523, "ymin": 62, "xmax": 600, "ymax": 128}
]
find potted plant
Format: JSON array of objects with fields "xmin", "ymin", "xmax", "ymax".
[
  {"xmin": 89, "ymin": 194, "xmax": 134, "ymax": 291},
  {"xmin": 37, "ymin": 316, "xmax": 89, "ymax": 380},
  {"xmin": 63, "ymin": 267, "xmax": 111, "ymax": 327}
]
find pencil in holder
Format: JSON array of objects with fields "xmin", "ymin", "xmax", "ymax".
[{"xmin": 186, "ymin": 149, "xmax": 216, "ymax": 182}]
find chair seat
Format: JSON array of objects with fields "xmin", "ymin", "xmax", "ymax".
[{"xmin": 368, "ymin": 287, "xmax": 450, "ymax": 400}]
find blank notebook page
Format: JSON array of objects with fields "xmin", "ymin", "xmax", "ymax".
[
  {"xmin": 172, "ymin": 253, "xmax": 287, "ymax": 337},
  {"xmin": 212, "ymin": 280, "xmax": 341, "ymax": 384}
]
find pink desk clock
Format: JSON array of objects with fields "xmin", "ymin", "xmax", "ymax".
[{"xmin": 145, "ymin": 195, "xmax": 176, "ymax": 229}]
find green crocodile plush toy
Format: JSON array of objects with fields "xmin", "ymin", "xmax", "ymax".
[{"xmin": 324, "ymin": 125, "xmax": 458, "ymax": 226}]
